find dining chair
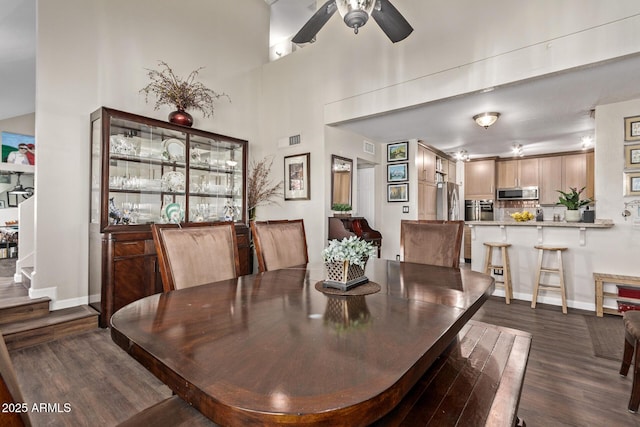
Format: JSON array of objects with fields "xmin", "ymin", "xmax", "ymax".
[
  {"xmin": 400, "ymin": 220, "xmax": 464, "ymax": 268},
  {"xmin": 0, "ymin": 328, "xmax": 32, "ymax": 426},
  {"xmin": 250, "ymin": 219, "xmax": 309, "ymax": 272},
  {"xmin": 152, "ymin": 222, "xmax": 240, "ymax": 292}
]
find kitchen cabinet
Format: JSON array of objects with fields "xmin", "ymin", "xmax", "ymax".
[
  {"xmin": 417, "ymin": 144, "xmax": 436, "ymax": 183},
  {"xmin": 538, "ymin": 152, "xmax": 591, "ymax": 205},
  {"xmin": 88, "ymin": 107, "xmax": 250, "ymax": 326},
  {"xmin": 464, "ymin": 159, "xmax": 496, "ymax": 200},
  {"xmin": 497, "ymin": 158, "xmax": 539, "ymax": 188},
  {"xmin": 448, "ymin": 159, "xmax": 457, "ymax": 184},
  {"xmin": 418, "ymin": 181, "xmax": 437, "ymax": 220}
]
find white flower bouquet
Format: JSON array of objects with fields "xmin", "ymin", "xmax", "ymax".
[{"xmin": 322, "ymin": 236, "xmax": 376, "ymax": 268}]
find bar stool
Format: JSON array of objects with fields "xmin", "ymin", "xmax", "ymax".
[
  {"xmin": 531, "ymin": 245, "xmax": 568, "ymax": 314},
  {"xmin": 483, "ymin": 242, "xmax": 513, "ymax": 304},
  {"xmin": 621, "ymin": 310, "xmax": 640, "ymax": 412}
]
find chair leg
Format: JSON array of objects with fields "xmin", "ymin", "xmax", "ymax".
[
  {"xmin": 484, "ymin": 245, "xmax": 492, "ymax": 275},
  {"xmin": 621, "ymin": 333, "xmax": 634, "ymax": 376},
  {"xmin": 630, "ymin": 340, "xmax": 640, "ymax": 412},
  {"xmin": 556, "ymin": 250, "xmax": 567, "ymax": 314},
  {"xmin": 531, "ymin": 249, "xmax": 543, "ymax": 309},
  {"xmin": 502, "ymin": 247, "xmax": 511, "ymax": 304}
]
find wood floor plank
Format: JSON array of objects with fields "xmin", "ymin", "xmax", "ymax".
[
  {"xmin": 473, "ymin": 297, "xmax": 640, "ymax": 427},
  {"xmin": 5, "ymin": 296, "xmax": 640, "ymax": 426}
]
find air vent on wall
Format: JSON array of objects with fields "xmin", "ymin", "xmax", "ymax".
[
  {"xmin": 363, "ymin": 140, "xmax": 375, "ymax": 155},
  {"xmin": 289, "ymin": 134, "xmax": 301, "ymax": 145}
]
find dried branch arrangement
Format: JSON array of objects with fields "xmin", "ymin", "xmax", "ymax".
[
  {"xmin": 140, "ymin": 60, "xmax": 230, "ymax": 117},
  {"xmin": 247, "ymin": 156, "xmax": 283, "ymax": 210}
]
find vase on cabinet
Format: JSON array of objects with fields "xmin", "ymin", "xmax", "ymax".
[
  {"xmin": 565, "ymin": 209, "xmax": 580, "ymax": 222},
  {"xmin": 168, "ymin": 109, "xmax": 193, "ymax": 127}
]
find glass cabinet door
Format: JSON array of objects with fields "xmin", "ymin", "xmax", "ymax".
[
  {"xmin": 90, "ymin": 107, "xmax": 247, "ymax": 231},
  {"xmin": 188, "ymin": 135, "xmax": 244, "ymax": 223}
]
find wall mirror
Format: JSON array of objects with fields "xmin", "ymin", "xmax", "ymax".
[{"xmin": 331, "ymin": 155, "xmax": 352, "ymax": 208}]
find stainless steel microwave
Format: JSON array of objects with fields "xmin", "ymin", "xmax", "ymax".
[{"xmin": 496, "ymin": 186, "xmax": 539, "ymax": 200}]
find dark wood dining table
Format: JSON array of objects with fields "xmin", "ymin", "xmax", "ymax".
[{"xmin": 110, "ymin": 258, "xmax": 494, "ymax": 426}]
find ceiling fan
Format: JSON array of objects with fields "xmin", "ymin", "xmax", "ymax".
[{"xmin": 292, "ymin": 0, "xmax": 413, "ymax": 44}]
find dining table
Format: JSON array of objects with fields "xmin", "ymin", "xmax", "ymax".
[{"xmin": 110, "ymin": 258, "xmax": 495, "ymax": 426}]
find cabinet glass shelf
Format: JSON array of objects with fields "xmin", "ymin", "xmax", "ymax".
[{"xmin": 90, "ymin": 107, "xmax": 247, "ymax": 231}]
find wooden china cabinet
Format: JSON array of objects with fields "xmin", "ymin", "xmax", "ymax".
[{"xmin": 89, "ymin": 107, "xmax": 250, "ymax": 327}]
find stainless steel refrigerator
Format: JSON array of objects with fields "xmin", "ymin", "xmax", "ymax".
[{"xmin": 436, "ymin": 182, "xmax": 460, "ymax": 220}]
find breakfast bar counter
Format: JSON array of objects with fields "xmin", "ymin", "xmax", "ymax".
[{"xmin": 466, "ymin": 219, "xmax": 615, "ymax": 312}]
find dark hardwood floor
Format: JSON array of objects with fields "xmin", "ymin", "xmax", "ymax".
[
  {"xmin": 473, "ymin": 297, "xmax": 640, "ymax": 427},
  {"xmin": 6, "ymin": 296, "xmax": 640, "ymax": 426}
]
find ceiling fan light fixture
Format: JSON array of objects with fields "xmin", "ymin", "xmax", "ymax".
[
  {"xmin": 473, "ymin": 112, "xmax": 500, "ymax": 129},
  {"xmin": 335, "ymin": 0, "xmax": 376, "ymax": 33}
]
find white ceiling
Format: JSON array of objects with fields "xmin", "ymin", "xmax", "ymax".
[
  {"xmin": 5, "ymin": 1, "xmax": 640, "ymax": 159},
  {"xmin": 335, "ymin": 54, "xmax": 640, "ymax": 158}
]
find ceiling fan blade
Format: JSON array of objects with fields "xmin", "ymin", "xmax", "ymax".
[
  {"xmin": 292, "ymin": 0, "xmax": 338, "ymax": 44},
  {"xmin": 371, "ymin": 0, "xmax": 413, "ymax": 43}
]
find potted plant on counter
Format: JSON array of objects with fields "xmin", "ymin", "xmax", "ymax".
[{"xmin": 557, "ymin": 186, "xmax": 592, "ymax": 222}]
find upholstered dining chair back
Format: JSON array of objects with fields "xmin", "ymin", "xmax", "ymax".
[
  {"xmin": 400, "ymin": 220, "xmax": 464, "ymax": 268},
  {"xmin": 0, "ymin": 330, "xmax": 32, "ymax": 426},
  {"xmin": 152, "ymin": 223, "xmax": 240, "ymax": 292},
  {"xmin": 251, "ymin": 219, "xmax": 309, "ymax": 272}
]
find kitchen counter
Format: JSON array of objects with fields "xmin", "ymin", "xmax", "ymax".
[
  {"xmin": 466, "ymin": 219, "xmax": 613, "ymax": 228},
  {"xmin": 467, "ymin": 218, "xmax": 615, "ymax": 312}
]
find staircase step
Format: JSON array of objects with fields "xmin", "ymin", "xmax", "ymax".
[
  {"xmin": 0, "ymin": 296, "xmax": 50, "ymax": 325},
  {"xmin": 1, "ymin": 305, "xmax": 99, "ymax": 351}
]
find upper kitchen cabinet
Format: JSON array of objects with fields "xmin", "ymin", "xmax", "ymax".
[
  {"xmin": 464, "ymin": 159, "xmax": 496, "ymax": 200},
  {"xmin": 417, "ymin": 144, "xmax": 436, "ymax": 183},
  {"xmin": 538, "ymin": 151, "xmax": 593, "ymax": 205},
  {"xmin": 497, "ymin": 158, "xmax": 539, "ymax": 188}
]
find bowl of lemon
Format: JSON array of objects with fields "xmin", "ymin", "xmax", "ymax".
[{"xmin": 510, "ymin": 211, "xmax": 534, "ymax": 222}]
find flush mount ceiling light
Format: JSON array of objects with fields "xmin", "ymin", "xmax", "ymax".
[
  {"xmin": 454, "ymin": 150, "xmax": 470, "ymax": 161},
  {"xmin": 473, "ymin": 112, "xmax": 500, "ymax": 129},
  {"xmin": 581, "ymin": 136, "xmax": 593, "ymax": 150},
  {"xmin": 512, "ymin": 143, "xmax": 524, "ymax": 157}
]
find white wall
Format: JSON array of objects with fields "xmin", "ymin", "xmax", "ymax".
[
  {"xmin": 258, "ymin": 1, "xmax": 640, "ymax": 264},
  {"xmin": 33, "ymin": 1, "xmax": 640, "ymax": 308},
  {"xmin": 592, "ymin": 99, "xmax": 640, "ymax": 274},
  {"xmin": 35, "ymin": 0, "xmax": 269, "ymax": 307}
]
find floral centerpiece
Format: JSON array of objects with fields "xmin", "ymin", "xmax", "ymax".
[
  {"xmin": 140, "ymin": 60, "xmax": 230, "ymax": 127},
  {"xmin": 247, "ymin": 156, "xmax": 283, "ymax": 221},
  {"xmin": 322, "ymin": 236, "xmax": 377, "ymax": 291}
]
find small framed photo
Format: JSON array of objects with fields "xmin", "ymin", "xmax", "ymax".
[
  {"xmin": 388, "ymin": 183, "xmax": 409, "ymax": 202},
  {"xmin": 625, "ymin": 115, "xmax": 640, "ymax": 142},
  {"xmin": 625, "ymin": 143, "xmax": 640, "ymax": 170},
  {"xmin": 387, "ymin": 141, "xmax": 408, "ymax": 162},
  {"xmin": 284, "ymin": 153, "xmax": 310, "ymax": 200},
  {"xmin": 387, "ymin": 162, "xmax": 408, "ymax": 182},
  {"xmin": 0, "ymin": 200, "xmax": 5, "ymax": 209},
  {"xmin": 625, "ymin": 171, "xmax": 640, "ymax": 196}
]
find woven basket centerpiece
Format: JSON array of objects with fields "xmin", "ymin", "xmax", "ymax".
[{"xmin": 322, "ymin": 237, "xmax": 376, "ymax": 292}]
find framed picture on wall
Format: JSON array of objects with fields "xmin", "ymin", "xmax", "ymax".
[
  {"xmin": 624, "ymin": 171, "xmax": 640, "ymax": 196},
  {"xmin": 388, "ymin": 183, "xmax": 409, "ymax": 202},
  {"xmin": 625, "ymin": 115, "xmax": 640, "ymax": 142},
  {"xmin": 284, "ymin": 153, "xmax": 310, "ymax": 200},
  {"xmin": 625, "ymin": 143, "xmax": 640, "ymax": 170},
  {"xmin": 387, "ymin": 163, "xmax": 408, "ymax": 182},
  {"xmin": 387, "ymin": 142, "xmax": 408, "ymax": 162},
  {"xmin": 1, "ymin": 131, "xmax": 35, "ymax": 165}
]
